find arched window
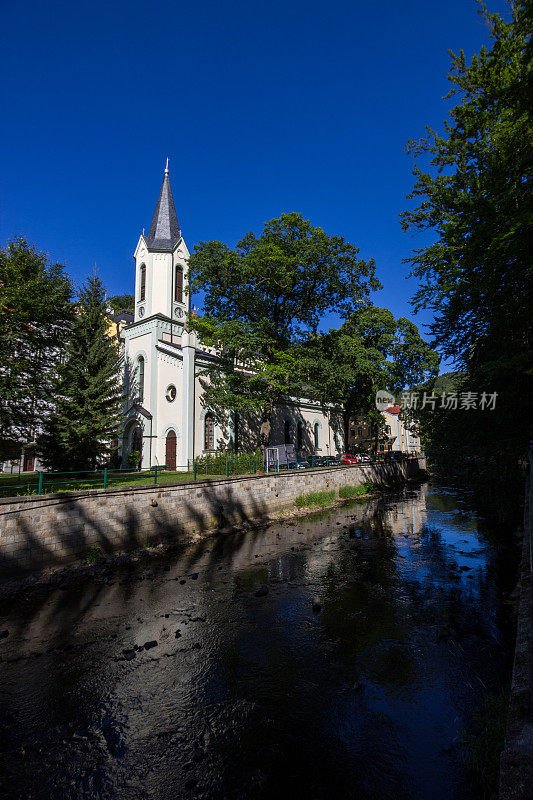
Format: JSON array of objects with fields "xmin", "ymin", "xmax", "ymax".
[
  {"xmin": 139, "ymin": 264, "xmax": 146, "ymax": 302},
  {"xmin": 136, "ymin": 356, "xmax": 144, "ymax": 404},
  {"xmin": 284, "ymin": 420, "xmax": 291, "ymax": 445},
  {"xmin": 314, "ymin": 422, "xmax": 320, "ymax": 449},
  {"xmin": 204, "ymin": 413, "xmax": 215, "ymax": 451},
  {"xmin": 297, "ymin": 421, "xmax": 304, "ymax": 451},
  {"xmin": 174, "ymin": 265, "xmax": 183, "ymax": 303}
]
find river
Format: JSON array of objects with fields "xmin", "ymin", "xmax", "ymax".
[{"xmin": 0, "ymin": 482, "xmax": 515, "ymax": 799}]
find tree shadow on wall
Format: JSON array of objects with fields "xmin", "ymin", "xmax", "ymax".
[{"xmin": 0, "ymin": 478, "xmax": 270, "ymax": 579}]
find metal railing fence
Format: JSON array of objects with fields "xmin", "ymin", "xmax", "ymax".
[
  {"xmin": 0, "ymin": 465, "xmax": 170, "ymax": 498},
  {"xmin": 0, "ymin": 451, "xmax": 425, "ymax": 499}
]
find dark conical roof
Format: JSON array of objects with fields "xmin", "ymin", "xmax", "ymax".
[{"xmin": 145, "ymin": 163, "xmax": 181, "ymax": 251}]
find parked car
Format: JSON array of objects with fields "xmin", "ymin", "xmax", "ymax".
[
  {"xmin": 341, "ymin": 454, "xmax": 359, "ymax": 465},
  {"xmin": 310, "ymin": 455, "xmax": 340, "ymax": 467},
  {"xmin": 383, "ymin": 451, "xmax": 406, "ymax": 461}
]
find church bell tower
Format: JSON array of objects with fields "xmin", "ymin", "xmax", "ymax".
[{"xmin": 133, "ymin": 159, "xmax": 190, "ymax": 324}]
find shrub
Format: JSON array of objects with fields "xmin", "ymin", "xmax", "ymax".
[
  {"xmin": 295, "ymin": 489, "xmax": 336, "ymax": 508},
  {"xmin": 128, "ymin": 450, "xmax": 140, "ymax": 468},
  {"xmin": 84, "ymin": 544, "xmax": 101, "ymax": 564},
  {"xmin": 194, "ymin": 448, "xmax": 263, "ymax": 476},
  {"xmin": 339, "ymin": 482, "xmax": 379, "ymax": 499}
]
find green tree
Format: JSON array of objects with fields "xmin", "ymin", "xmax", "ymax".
[
  {"xmin": 188, "ymin": 212, "xmax": 380, "ymax": 446},
  {"xmin": 107, "ymin": 293, "xmax": 135, "ymax": 313},
  {"xmin": 302, "ymin": 306, "xmax": 439, "ymax": 449},
  {"xmin": 38, "ymin": 274, "xmax": 123, "ymax": 471},
  {"xmin": 401, "ymin": 0, "xmax": 532, "ymax": 521},
  {"xmin": 0, "ymin": 237, "xmax": 74, "ymax": 459}
]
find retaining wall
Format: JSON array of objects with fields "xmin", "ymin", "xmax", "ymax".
[
  {"xmin": 0, "ymin": 457, "xmax": 426, "ymax": 575},
  {"xmin": 499, "ymin": 464, "xmax": 533, "ymax": 799}
]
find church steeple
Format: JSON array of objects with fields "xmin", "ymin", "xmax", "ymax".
[{"xmin": 145, "ymin": 159, "xmax": 181, "ymax": 251}]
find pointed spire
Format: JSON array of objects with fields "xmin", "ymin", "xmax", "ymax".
[{"xmin": 145, "ymin": 161, "xmax": 181, "ymax": 251}]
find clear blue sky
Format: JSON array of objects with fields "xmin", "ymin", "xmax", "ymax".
[{"xmin": 0, "ymin": 0, "xmax": 509, "ymax": 367}]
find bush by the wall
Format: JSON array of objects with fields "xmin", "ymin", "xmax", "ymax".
[{"xmin": 294, "ymin": 489, "xmax": 336, "ymax": 508}]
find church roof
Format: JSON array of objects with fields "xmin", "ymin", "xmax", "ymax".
[{"xmin": 145, "ymin": 160, "xmax": 181, "ymax": 251}]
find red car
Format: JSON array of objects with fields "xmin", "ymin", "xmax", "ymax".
[{"xmin": 341, "ymin": 454, "xmax": 360, "ymax": 465}]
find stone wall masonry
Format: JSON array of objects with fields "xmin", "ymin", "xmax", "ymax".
[
  {"xmin": 499, "ymin": 464, "xmax": 533, "ymax": 799},
  {"xmin": 0, "ymin": 457, "xmax": 426, "ymax": 575}
]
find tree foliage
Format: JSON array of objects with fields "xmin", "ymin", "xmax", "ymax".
[
  {"xmin": 401, "ymin": 0, "xmax": 532, "ymax": 370},
  {"xmin": 0, "ymin": 237, "xmax": 73, "ymax": 459},
  {"xmin": 301, "ymin": 305, "xmax": 439, "ymax": 446},
  {"xmin": 401, "ymin": 0, "xmax": 532, "ymax": 520},
  {"xmin": 38, "ymin": 274, "xmax": 123, "ymax": 470},
  {"xmin": 107, "ymin": 293, "xmax": 134, "ymax": 313},
  {"xmin": 188, "ymin": 212, "xmax": 381, "ymax": 444}
]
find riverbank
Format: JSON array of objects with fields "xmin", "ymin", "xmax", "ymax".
[
  {"xmin": 0, "ymin": 485, "xmax": 386, "ymax": 601},
  {"xmin": 0, "ymin": 457, "xmax": 425, "ymax": 575}
]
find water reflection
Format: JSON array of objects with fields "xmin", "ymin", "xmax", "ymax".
[{"xmin": 0, "ymin": 484, "xmax": 513, "ymax": 800}]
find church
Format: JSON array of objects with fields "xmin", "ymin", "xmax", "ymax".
[{"xmin": 121, "ymin": 164, "xmax": 345, "ymax": 470}]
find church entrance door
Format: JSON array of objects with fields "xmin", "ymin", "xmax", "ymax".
[{"xmin": 165, "ymin": 430, "xmax": 177, "ymax": 470}]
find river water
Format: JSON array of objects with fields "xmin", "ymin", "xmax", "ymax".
[{"xmin": 0, "ymin": 483, "xmax": 515, "ymax": 800}]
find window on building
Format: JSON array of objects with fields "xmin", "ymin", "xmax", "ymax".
[
  {"xmin": 204, "ymin": 413, "xmax": 215, "ymax": 451},
  {"xmin": 137, "ymin": 357, "xmax": 145, "ymax": 404},
  {"xmin": 174, "ymin": 265, "xmax": 183, "ymax": 303},
  {"xmin": 357, "ymin": 426, "xmax": 363, "ymax": 437},
  {"xmin": 314, "ymin": 422, "xmax": 320, "ymax": 449},
  {"xmin": 139, "ymin": 264, "xmax": 146, "ymax": 302},
  {"xmin": 284, "ymin": 420, "xmax": 291, "ymax": 445},
  {"xmin": 385, "ymin": 425, "xmax": 391, "ymax": 435},
  {"xmin": 297, "ymin": 421, "xmax": 304, "ymax": 450}
]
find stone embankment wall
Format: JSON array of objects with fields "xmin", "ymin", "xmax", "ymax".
[
  {"xmin": 0, "ymin": 457, "xmax": 425, "ymax": 575},
  {"xmin": 499, "ymin": 465, "xmax": 533, "ymax": 799}
]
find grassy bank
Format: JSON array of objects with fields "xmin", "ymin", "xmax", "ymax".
[
  {"xmin": 294, "ymin": 489, "xmax": 336, "ymax": 508},
  {"xmin": 295, "ymin": 482, "xmax": 379, "ymax": 509},
  {"xmin": 462, "ymin": 686, "xmax": 510, "ymax": 797}
]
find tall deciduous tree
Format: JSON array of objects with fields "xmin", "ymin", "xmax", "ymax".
[
  {"xmin": 400, "ymin": 0, "xmax": 532, "ymax": 519},
  {"xmin": 301, "ymin": 306, "xmax": 439, "ymax": 448},
  {"xmin": 38, "ymin": 274, "xmax": 123, "ymax": 470},
  {"xmin": 188, "ymin": 212, "xmax": 380, "ymax": 445},
  {"xmin": 0, "ymin": 237, "xmax": 73, "ymax": 459}
]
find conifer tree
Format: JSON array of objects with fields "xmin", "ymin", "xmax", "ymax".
[
  {"xmin": 39, "ymin": 273, "xmax": 123, "ymax": 471},
  {"xmin": 0, "ymin": 237, "xmax": 73, "ymax": 460}
]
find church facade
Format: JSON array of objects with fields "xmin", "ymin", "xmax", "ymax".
[{"xmin": 121, "ymin": 165, "xmax": 345, "ymax": 470}]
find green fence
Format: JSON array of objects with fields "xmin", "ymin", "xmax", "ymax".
[
  {"xmin": 0, "ymin": 465, "xmax": 170, "ymax": 498},
  {"xmin": 0, "ymin": 452, "xmax": 423, "ymax": 499}
]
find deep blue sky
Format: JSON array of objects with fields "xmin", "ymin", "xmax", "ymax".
[{"xmin": 1, "ymin": 0, "xmax": 509, "ymax": 367}]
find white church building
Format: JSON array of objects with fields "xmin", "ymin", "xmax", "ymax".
[{"xmin": 121, "ymin": 164, "xmax": 345, "ymax": 470}]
